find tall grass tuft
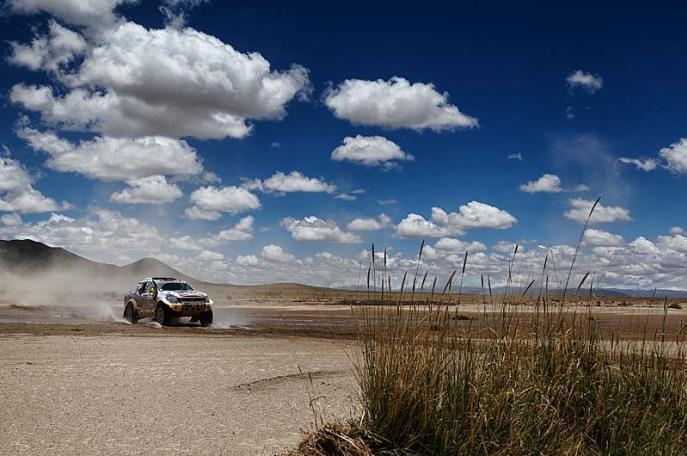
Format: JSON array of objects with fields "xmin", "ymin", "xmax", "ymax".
[
  {"xmin": 350, "ymin": 197, "xmax": 687, "ymax": 455},
  {"xmin": 355, "ymin": 301, "xmax": 687, "ymax": 455}
]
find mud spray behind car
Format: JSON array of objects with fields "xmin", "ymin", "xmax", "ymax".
[{"xmin": 123, "ymin": 277, "xmax": 213, "ymax": 326}]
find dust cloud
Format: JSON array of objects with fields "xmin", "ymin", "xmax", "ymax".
[
  {"xmin": 0, "ymin": 266, "xmax": 129, "ymax": 323},
  {"xmin": 0, "ymin": 263, "xmax": 250, "ymax": 328}
]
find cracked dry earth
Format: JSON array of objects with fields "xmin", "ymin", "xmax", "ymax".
[{"xmin": 0, "ymin": 334, "xmax": 357, "ymax": 455}]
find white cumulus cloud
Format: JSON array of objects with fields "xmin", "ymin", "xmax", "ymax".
[
  {"xmin": 657, "ymin": 234, "xmax": 687, "ymax": 253},
  {"xmin": 8, "ymin": 20, "xmax": 87, "ymax": 73},
  {"xmin": 183, "ymin": 206, "xmax": 221, "ymax": 221},
  {"xmin": 188, "ymin": 186, "xmax": 261, "ymax": 219},
  {"xmin": 628, "ymin": 236, "xmax": 659, "ymax": 255},
  {"xmin": 196, "ymin": 250, "xmax": 224, "ymax": 262},
  {"xmin": 5, "ymin": 210, "xmax": 687, "ymax": 289},
  {"xmin": 323, "ymin": 77, "xmax": 478, "ymax": 131},
  {"xmin": 203, "ymin": 216, "xmax": 254, "ymax": 244},
  {"xmin": 395, "ymin": 202, "xmax": 517, "ymax": 238},
  {"xmin": 434, "ymin": 237, "xmax": 486, "ymax": 253},
  {"xmin": 10, "ymin": 21, "xmax": 310, "ymax": 140},
  {"xmin": 583, "ymin": 229, "xmax": 625, "ymax": 247},
  {"xmin": 331, "ymin": 135, "xmax": 413, "ymax": 169},
  {"xmin": 1, "ymin": 213, "xmax": 23, "ymax": 226},
  {"xmin": 564, "ymin": 198, "xmax": 632, "ymax": 224},
  {"xmin": 244, "ymin": 171, "xmax": 336, "ymax": 194},
  {"xmin": 0, "ymin": 188, "xmax": 65, "ymax": 213},
  {"xmin": 281, "ymin": 216, "xmax": 362, "ymax": 243},
  {"xmin": 0, "ymin": 154, "xmax": 66, "ymax": 213},
  {"xmin": 452, "ymin": 201, "xmax": 518, "ymax": 230},
  {"xmin": 519, "ymin": 174, "xmax": 588, "ymax": 193},
  {"xmin": 168, "ymin": 235, "xmax": 204, "ymax": 251},
  {"xmin": 236, "ymin": 254, "xmax": 259, "ymax": 266},
  {"xmin": 261, "ymin": 244, "xmax": 296, "ymax": 263},
  {"xmin": 0, "ymin": 155, "xmax": 33, "ymax": 192},
  {"xmin": 395, "ymin": 212, "xmax": 459, "ymax": 239},
  {"xmin": 7, "ymin": 0, "xmax": 133, "ymax": 29},
  {"xmin": 347, "ymin": 214, "xmax": 392, "ymax": 231},
  {"xmin": 660, "ymin": 139, "xmax": 687, "ymax": 175},
  {"xmin": 169, "ymin": 216, "xmax": 254, "ymax": 250},
  {"xmin": 110, "ymin": 175, "xmax": 182, "ymax": 204},
  {"xmin": 520, "ymin": 174, "xmax": 563, "ymax": 193},
  {"xmin": 18, "ymin": 127, "xmax": 204, "ymax": 182},
  {"xmin": 0, "ymin": 209, "xmax": 163, "ymax": 264}
]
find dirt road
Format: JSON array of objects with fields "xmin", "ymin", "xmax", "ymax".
[{"xmin": 0, "ymin": 333, "xmax": 357, "ymax": 455}]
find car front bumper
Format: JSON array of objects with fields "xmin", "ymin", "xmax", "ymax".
[{"xmin": 168, "ymin": 302, "xmax": 212, "ymax": 316}]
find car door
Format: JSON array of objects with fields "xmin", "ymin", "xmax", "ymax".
[
  {"xmin": 135, "ymin": 282, "xmax": 149, "ymax": 316},
  {"xmin": 142, "ymin": 281, "xmax": 156, "ymax": 317}
]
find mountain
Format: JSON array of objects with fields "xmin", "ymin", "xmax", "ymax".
[
  {"xmin": 4, "ymin": 239, "xmax": 683, "ymax": 299},
  {"xmin": 0, "ymin": 239, "xmax": 188, "ymax": 284},
  {"xmin": 0, "ymin": 239, "xmax": 323, "ymax": 299},
  {"xmin": 120, "ymin": 257, "xmax": 197, "ymax": 283},
  {"xmin": 0, "ymin": 239, "xmax": 118, "ymax": 274}
]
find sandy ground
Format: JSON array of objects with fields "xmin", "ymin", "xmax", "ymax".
[
  {"xmin": 1, "ymin": 298, "xmax": 686, "ymax": 455},
  {"xmin": 0, "ymin": 332, "xmax": 357, "ymax": 455}
]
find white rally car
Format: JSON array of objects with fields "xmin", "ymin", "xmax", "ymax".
[{"xmin": 123, "ymin": 277, "xmax": 213, "ymax": 326}]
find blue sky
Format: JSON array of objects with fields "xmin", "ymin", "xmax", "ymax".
[{"xmin": 1, "ymin": 0, "xmax": 687, "ymax": 288}]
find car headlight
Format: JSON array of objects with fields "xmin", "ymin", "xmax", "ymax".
[{"xmin": 167, "ymin": 295, "xmax": 179, "ymax": 303}]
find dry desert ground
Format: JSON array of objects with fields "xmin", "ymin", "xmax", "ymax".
[{"xmin": 1, "ymin": 292, "xmax": 686, "ymax": 455}]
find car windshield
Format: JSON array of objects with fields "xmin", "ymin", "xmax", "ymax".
[{"xmin": 159, "ymin": 282, "xmax": 194, "ymax": 291}]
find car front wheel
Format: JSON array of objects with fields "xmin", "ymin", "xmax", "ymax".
[
  {"xmin": 199, "ymin": 310, "xmax": 213, "ymax": 327},
  {"xmin": 123, "ymin": 303, "xmax": 137, "ymax": 323},
  {"xmin": 154, "ymin": 304, "xmax": 169, "ymax": 326}
]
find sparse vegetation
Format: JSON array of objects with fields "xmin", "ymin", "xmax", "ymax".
[
  {"xmin": 294, "ymin": 198, "xmax": 687, "ymax": 455},
  {"xmin": 351, "ymin": 303, "xmax": 687, "ymax": 455},
  {"xmin": 288, "ymin": 423, "xmax": 373, "ymax": 456}
]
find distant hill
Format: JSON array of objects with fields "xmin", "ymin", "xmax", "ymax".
[
  {"xmin": 0, "ymin": 239, "xmax": 205, "ymax": 278},
  {"xmin": 120, "ymin": 257, "xmax": 197, "ymax": 283},
  {"xmin": 597, "ymin": 288, "xmax": 687, "ymax": 299},
  {"xmin": 0, "ymin": 239, "xmax": 118, "ymax": 274},
  {"xmin": 457, "ymin": 286, "xmax": 687, "ymax": 299},
  {"xmin": 0, "ymin": 239, "xmax": 324, "ymax": 299},
  {"xmin": 3, "ymin": 239, "xmax": 684, "ymax": 299}
]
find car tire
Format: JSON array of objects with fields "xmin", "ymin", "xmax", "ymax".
[
  {"xmin": 199, "ymin": 310, "xmax": 213, "ymax": 327},
  {"xmin": 154, "ymin": 304, "xmax": 169, "ymax": 326},
  {"xmin": 123, "ymin": 303, "xmax": 137, "ymax": 323}
]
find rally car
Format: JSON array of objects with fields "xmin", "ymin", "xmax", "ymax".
[{"xmin": 123, "ymin": 277, "xmax": 213, "ymax": 327}]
